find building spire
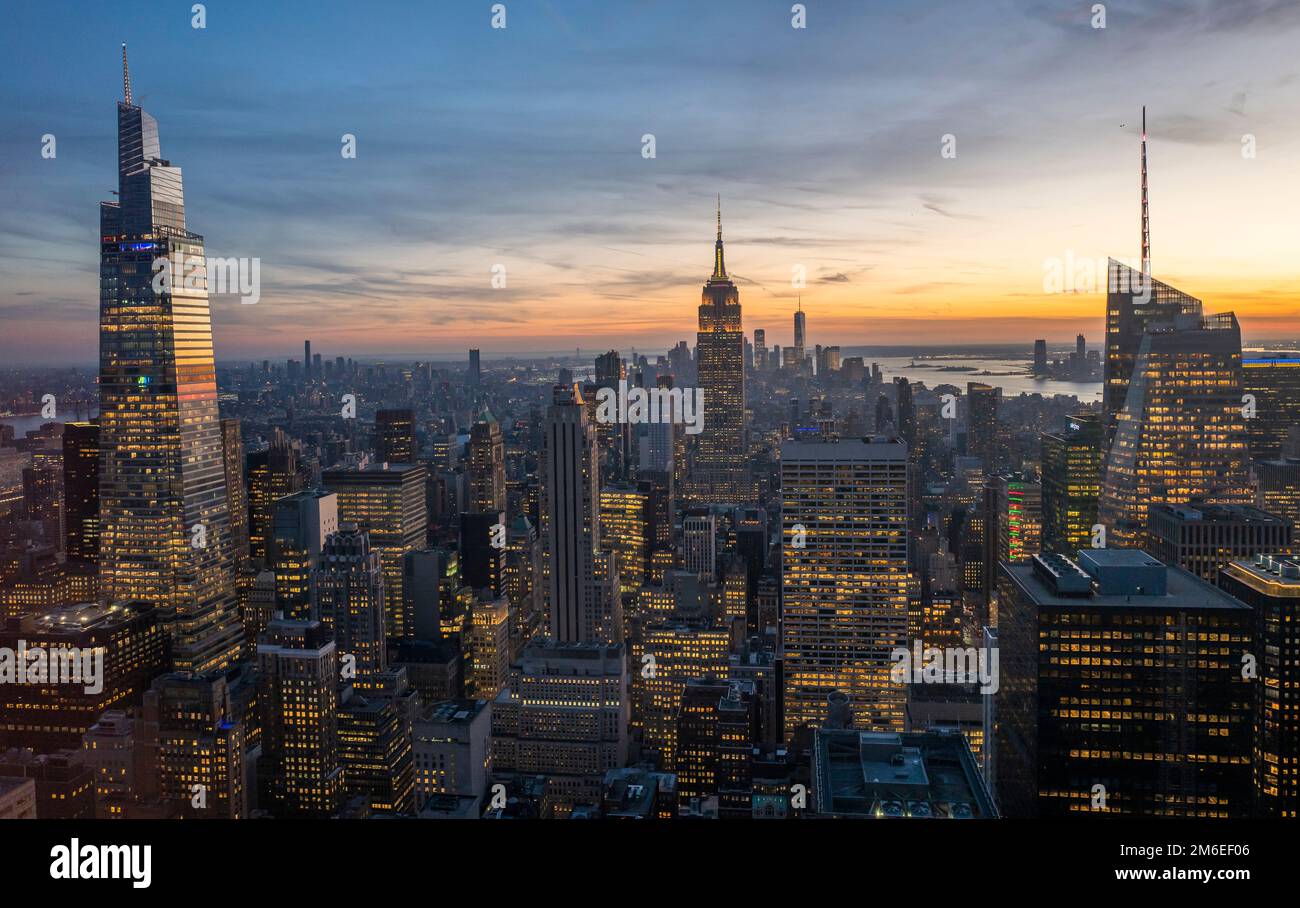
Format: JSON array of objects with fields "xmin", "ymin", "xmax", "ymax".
[
  {"xmin": 712, "ymin": 195, "xmax": 727, "ymax": 279},
  {"xmin": 122, "ymin": 43, "xmax": 132, "ymax": 106},
  {"xmin": 1140, "ymin": 105, "xmax": 1150, "ymax": 275}
]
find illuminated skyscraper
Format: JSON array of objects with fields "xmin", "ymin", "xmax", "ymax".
[
  {"xmin": 257, "ymin": 618, "xmax": 342, "ymax": 818},
  {"xmin": 1040, "ymin": 414, "xmax": 1102, "ymax": 555},
  {"xmin": 220, "ymin": 419, "xmax": 250, "ymax": 572},
  {"xmin": 310, "ymin": 524, "xmax": 387, "ymax": 678},
  {"xmin": 97, "ymin": 47, "xmax": 241, "ymax": 672},
  {"xmin": 1099, "ymin": 312, "xmax": 1253, "ymax": 547},
  {"xmin": 780, "ymin": 438, "xmax": 911, "ymax": 738},
  {"xmin": 246, "ymin": 428, "xmax": 304, "ymax": 564},
  {"xmin": 323, "ymin": 463, "xmax": 429, "ymax": 641},
  {"xmin": 1102, "ymin": 259, "xmax": 1202, "ymax": 445},
  {"xmin": 691, "ymin": 202, "xmax": 748, "ymax": 504},
  {"xmin": 468, "ymin": 406, "xmax": 506, "ymax": 513}
]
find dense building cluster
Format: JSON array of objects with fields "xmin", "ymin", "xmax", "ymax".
[{"xmin": 1, "ymin": 59, "xmax": 1299, "ymax": 824}]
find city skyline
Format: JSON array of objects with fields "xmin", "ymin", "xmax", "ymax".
[{"xmin": 4, "ymin": 0, "xmax": 1300, "ymax": 363}]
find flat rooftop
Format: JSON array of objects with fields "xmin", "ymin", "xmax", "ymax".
[
  {"xmin": 1005, "ymin": 555, "xmax": 1248, "ymax": 611},
  {"xmin": 1150, "ymin": 502, "xmax": 1289, "ymax": 525},
  {"xmin": 813, "ymin": 730, "xmax": 996, "ymax": 819}
]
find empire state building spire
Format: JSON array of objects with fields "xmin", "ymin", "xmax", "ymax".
[{"xmin": 712, "ymin": 195, "xmax": 727, "ymax": 280}]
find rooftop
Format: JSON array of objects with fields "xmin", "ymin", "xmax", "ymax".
[
  {"xmin": 813, "ymin": 730, "xmax": 996, "ymax": 819},
  {"xmin": 1007, "ymin": 551, "xmax": 1248, "ymax": 611}
]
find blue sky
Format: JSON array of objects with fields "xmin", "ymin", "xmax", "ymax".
[{"xmin": 3, "ymin": 0, "xmax": 1299, "ymax": 363}]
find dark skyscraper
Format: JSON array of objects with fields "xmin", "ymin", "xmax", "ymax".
[
  {"xmin": 61, "ymin": 421, "xmax": 99, "ymax": 567},
  {"xmin": 998, "ymin": 551, "xmax": 1253, "ymax": 818},
  {"xmin": 690, "ymin": 202, "xmax": 747, "ymax": 504},
  {"xmin": 965, "ymin": 382, "xmax": 1000, "ymax": 470},
  {"xmin": 97, "ymin": 46, "xmax": 241, "ymax": 672},
  {"xmin": 468, "ymin": 349, "xmax": 481, "ymax": 387},
  {"xmin": 375, "ymin": 408, "xmax": 417, "ymax": 464},
  {"xmin": 1033, "ymin": 339, "xmax": 1048, "ymax": 375}
]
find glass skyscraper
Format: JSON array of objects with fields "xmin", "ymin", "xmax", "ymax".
[
  {"xmin": 1099, "ymin": 312, "xmax": 1253, "ymax": 547},
  {"xmin": 98, "ymin": 48, "xmax": 242, "ymax": 672}
]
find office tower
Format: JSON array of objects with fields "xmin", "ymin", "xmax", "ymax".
[
  {"xmin": 0, "ymin": 752, "xmax": 94, "ymax": 820},
  {"xmin": 465, "ymin": 595, "xmax": 510, "ymax": 699},
  {"xmin": 780, "ymin": 438, "xmax": 911, "ymax": 738},
  {"xmin": 311, "ymin": 525, "xmax": 387, "ymax": 678},
  {"xmin": 630, "ymin": 624, "xmax": 731, "ymax": 769},
  {"xmin": 683, "ymin": 508, "xmax": 717, "ymax": 581},
  {"xmin": 599, "ymin": 485, "xmax": 649, "ymax": 600},
  {"xmin": 753, "ymin": 329, "xmax": 766, "ymax": 371},
  {"xmin": 143, "ymin": 672, "xmax": 246, "ymax": 819},
  {"xmin": 1099, "ymin": 313, "xmax": 1253, "ymax": 546},
  {"xmin": 412, "ymin": 699, "xmax": 491, "ymax": 814},
  {"xmin": 467, "ymin": 349, "xmax": 481, "ymax": 387},
  {"xmin": 792, "ymin": 299, "xmax": 806, "ymax": 362},
  {"xmin": 998, "ymin": 551, "xmax": 1253, "ymax": 817},
  {"xmin": 503, "ymin": 517, "xmax": 542, "ymax": 655},
  {"xmin": 1242, "ymin": 356, "xmax": 1300, "ymax": 461},
  {"xmin": 468, "ymin": 407, "xmax": 506, "ymax": 513},
  {"xmin": 97, "ymin": 53, "xmax": 241, "ymax": 672},
  {"xmin": 824, "ymin": 346, "xmax": 840, "ymax": 372},
  {"xmin": 337, "ymin": 684, "xmax": 416, "ymax": 815},
  {"xmin": 691, "ymin": 203, "xmax": 748, "ymax": 504},
  {"xmin": 82, "ymin": 711, "xmax": 178, "ymax": 819},
  {"xmin": 240, "ymin": 569, "xmax": 277, "ymax": 653},
  {"xmin": 1032, "ymin": 339, "xmax": 1048, "ymax": 375},
  {"xmin": 304, "ymin": 340, "xmax": 311, "ymax": 376},
  {"xmin": 676, "ymin": 678, "xmax": 757, "ymax": 817},
  {"xmin": 257, "ymin": 619, "xmax": 342, "ymax": 818},
  {"xmin": 1218, "ymin": 555, "xmax": 1300, "ymax": 817},
  {"xmin": 375, "ymin": 409, "xmax": 416, "ymax": 464},
  {"xmin": 895, "ymin": 378, "xmax": 916, "ymax": 450},
  {"xmin": 811, "ymin": 730, "xmax": 997, "ymax": 818},
  {"xmin": 1255, "ymin": 457, "xmax": 1300, "ymax": 524},
  {"xmin": 1146, "ymin": 503, "xmax": 1292, "ymax": 583},
  {"xmin": 0, "ymin": 602, "xmax": 165, "ymax": 752},
  {"xmin": 540, "ymin": 384, "xmax": 620, "ymax": 644},
  {"xmin": 1040, "ymin": 414, "xmax": 1102, "ymax": 555},
  {"xmin": 61, "ymin": 422, "xmax": 98, "ymax": 567},
  {"xmin": 1103, "ymin": 260, "xmax": 1203, "ymax": 442},
  {"xmin": 489, "ymin": 640, "xmax": 628, "ymax": 818},
  {"xmin": 996, "ymin": 475, "xmax": 1042, "ymax": 564},
  {"xmin": 23, "ymin": 452, "xmax": 63, "ymax": 549},
  {"xmin": 965, "ymin": 382, "xmax": 1001, "ymax": 470},
  {"xmin": 323, "ymin": 463, "xmax": 429, "ymax": 641},
  {"xmin": 402, "ymin": 548, "xmax": 459, "ymax": 641},
  {"xmin": 247, "ymin": 428, "xmax": 304, "ymax": 563},
  {"xmin": 272, "ymin": 489, "xmax": 339, "ymax": 621},
  {"xmin": 220, "ymin": 419, "xmax": 250, "ymax": 571}
]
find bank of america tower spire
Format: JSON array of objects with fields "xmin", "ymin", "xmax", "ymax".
[{"xmin": 98, "ymin": 45, "xmax": 243, "ymax": 672}]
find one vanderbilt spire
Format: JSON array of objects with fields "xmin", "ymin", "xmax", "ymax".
[
  {"xmin": 712, "ymin": 195, "xmax": 727, "ymax": 279},
  {"xmin": 122, "ymin": 43, "xmax": 132, "ymax": 106}
]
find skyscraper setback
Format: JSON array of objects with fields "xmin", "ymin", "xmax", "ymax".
[{"xmin": 97, "ymin": 47, "xmax": 242, "ymax": 672}]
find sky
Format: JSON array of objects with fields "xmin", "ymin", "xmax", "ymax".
[{"xmin": 2, "ymin": 0, "xmax": 1299, "ymax": 364}]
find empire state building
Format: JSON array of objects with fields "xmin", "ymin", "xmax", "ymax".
[
  {"xmin": 98, "ymin": 46, "xmax": 242, "ymax": 672},
  {"xmin": 689, "ymin": 203, "xmax": 748, "ymax": 504}
]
